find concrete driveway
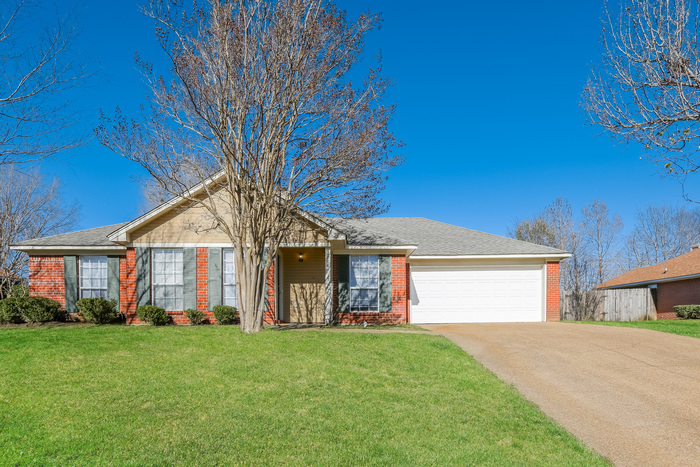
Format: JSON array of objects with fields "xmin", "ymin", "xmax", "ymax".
[{"xmin": 423, "ymin": 323, "xmax": 700, "ymax": 467}]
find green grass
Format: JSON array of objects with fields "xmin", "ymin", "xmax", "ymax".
[
  {"xmin": 0, "ymin": 325, "xmax": 606, "ymax": 466},
  {"xmin": 587, "ymin": 319, "xmax": 700, "ymax": 338}
]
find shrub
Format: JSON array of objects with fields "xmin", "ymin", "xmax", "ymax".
[
  {"xmin": 22, "ymin": 297, "xmax": 64, "ymax": 323},
  {"xmin": 77, "ymin": 297, "xmax": 118, "ymax": 324},
  {"xmin": 11, "ymin": 283, "xmax": 28, "ymax": 298},
  {"xmin": 136, "ymin": 304, "xmax": 171, "ymax": 326},
  {"xmin": 674, "ymin": 305, "xmax": 700, "ymax": 319},
  {"xmin": 185, "ymin": 308, "xmax": 206, "ymax": 325},
  {"xmin": 212, "ymin": 305, "xmax": 238, "ymax": 325},
  {"xmin": 0, "ymin": 297, "xmax": 26, "ymax": 324}
]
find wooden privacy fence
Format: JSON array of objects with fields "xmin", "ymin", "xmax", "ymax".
[{"xmin": 561, "ymin": 288, "xmax": 657, "ymax": 321}]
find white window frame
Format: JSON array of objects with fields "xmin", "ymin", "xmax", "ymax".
[
  {"xmin": 79, "ymin": 256, "xmax": 108, "ymax": 299},
  {"xmin": 349, "ymin": 255, "xmax": 379, "ymax": 313},
  {"xmin": 151, "ymin": 248, "xmax": 183, "ymax": 311},
  {"xmin": 223, "ymin": 248, "xmax": 238, "ymax": 308}
]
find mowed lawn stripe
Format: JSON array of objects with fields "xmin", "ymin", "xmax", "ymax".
[{"xmin": 0, "ymin": 326, "xmax": 607, "ymax": 465}]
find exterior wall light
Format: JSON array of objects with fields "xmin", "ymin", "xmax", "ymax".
[{"xmin": 298, "ymin": 252, "xmax": 304, "ymax": 262}]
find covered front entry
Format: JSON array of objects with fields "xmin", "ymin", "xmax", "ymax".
[{"xmin": 277, "ymin": 247, "xmax": 327, "ymax": 323}]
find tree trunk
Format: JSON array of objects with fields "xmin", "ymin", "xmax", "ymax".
[{"xmin": 236, "ymin": 245, "xmax": 268, "ymax": 334}]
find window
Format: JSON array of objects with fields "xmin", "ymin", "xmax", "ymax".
[
  {"xmin": 223, "ymin": 249, "xmax": 238, "ymax": 307},
  {"xmin": 349, "ymin": 255, "xmax": 379, "ymax": 312},
  {"xmin": 80, "ymin": 256, "xmax": 107, "ymax": 299},
  {"xmin": 152, "ymin": 249, "xmax": 183, "ymax": 311}
]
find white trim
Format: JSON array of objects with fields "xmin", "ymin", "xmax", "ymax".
[
  {"xmin": 409, "ymin": 253, "xmax": 571, "ymax": 260},
  {"xmin": 131, "ymin": 243, "xmax": 234, "ymax": 248},
  {"xmin": 324, "ymin": 247, "xmax": 332, "ymax": 324},
  {"xmin": 542, "ymin": 262, "xmax": 548, "ymax": 321},
  {"xmin": 603, "ymin": 273, "xmax": 700, "ymax": 289},
  {"xmin": 279, "ymin": 242, "xmax": 330, "ymax": 248},
  {"xmin": 10, "ymin": 245, "xmax": 126, "ymax": 251},
  {"xmin": 346, "ymin": 244, "xmax": 417, "ymax": 250}
]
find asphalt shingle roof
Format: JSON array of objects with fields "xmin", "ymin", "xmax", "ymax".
[
  {"xmin": 14, "ymin": 217, "xmax": 568, "ymax": 257},
  {"xmin": 330, "ymin": 217, "xmax": 569, "ymax": 256},
  {"xmin": 598, "ymin": 248, "xmax": 700, "ymax": 288},
  {"xmin": 13, "ymin": 223, "xmax": 129, "ymax": 247}
]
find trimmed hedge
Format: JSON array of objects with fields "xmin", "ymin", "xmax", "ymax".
[
  {"xmin": 136, "ymin": 305, "xmax": 171, "ymax": 326},
  {"xmin": 674, "ymin": 305, "xmax": 700, "ymax": 319},
  {"xmin": 185, "ymin": 308, "xmax": 206, "ymax": 325},
  {"xmin": 0, "ymin": 297, "xmax": 26, "ymax": 324},
  {"xmin": 0, "ymin": 297, "xmax": 64, "ymax": 324},
  {"xmin": 22, "ymin": 297, "xmax": 65, "ymax": 322},
  {"xmin": 212, "ymin": 305, "xmax": 238, "ymax": 325},
  {"xmin": 77, "ymin": 297, "xmax": 118, "ymax": 324}
]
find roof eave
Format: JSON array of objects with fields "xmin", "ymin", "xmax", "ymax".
[
  {"xmin": 409, "ymin": 253, "xmax": 571, "ymax": 260},
  {"xmin": 601, "ymin": 272, "xmax": 700, "ymax": 289},
  {"xmin": 10, "ymin": 245, "xmax": 127, "ymax": 253}
]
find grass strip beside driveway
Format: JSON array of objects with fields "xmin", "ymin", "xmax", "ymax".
[
  {"xmin": 0, "ymin": 326, "xmax": 606, "ymax": 465},
  {"xmin": 585, "ymin": 319, "xmax": 700, "ymax": 339}
]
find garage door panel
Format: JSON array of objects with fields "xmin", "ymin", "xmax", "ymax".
[{"xmin": 410, "ymin": 264, "xmax": 544, "ymax": 324}]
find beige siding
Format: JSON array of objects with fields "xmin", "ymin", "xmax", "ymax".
[
  {"xmin": 130, "ymin": 189, "xmax": 327, "ymax": 244},
  {"xmin": 280, "ymin": 247, "xmax": 325, "ymax": 323}
]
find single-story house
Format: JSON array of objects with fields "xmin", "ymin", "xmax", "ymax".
[
  {"xmin": 11, "ymin": 189, "xmax": 570, "ymax": 325},
  {"xmin": 597, "ymin": 246, "xmax": 700, "ymax": 319}
]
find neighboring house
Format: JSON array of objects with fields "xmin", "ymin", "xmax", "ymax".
[
  {"xmin": 11, "ymin": 189, "xmax": 570, "ymax": 325},
  {"xmin": 598, "ymin": 247, "xmax": 700, "ymax": 319}
]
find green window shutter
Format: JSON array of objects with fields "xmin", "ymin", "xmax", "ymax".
[
  {"xmin": 183, "ymin": 248, "xmax": 196, "ymax": 310},
  {"xmin": 136, "ymin": 247, "xmax": 151, "ymax": 307},
  {"xmin": 378, "ymin": 255, "xmax": 392, "ymax": 313},
  {"xmin": 337, "ymin": 255, "xmax": 349, "ymax": 314},
  {"xmin": 107, "ymin": 256, "xmax": 120, "ymax": 307},
  {"xmin": 208, "ymin": 247, "xmax": 222, "ymax": 311},
  {"xmin": 63, "ymin": 256, "xmax": 78, "ymax": 313}
]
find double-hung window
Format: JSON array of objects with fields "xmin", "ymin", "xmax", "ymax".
[
  {"xmin": 222, "ymin": 249, "xmax": 238, "ymax": 307},
  {"xmin": 79, "ymin": 256, "xmax": 107, "ymax": 299},
  {"xmin": 349, "ymin": 255, "xmax": 379, "ymax": 312},
  {"xmin": 152, "ymin": 249, "xmax": 183, "ymax": 311}
]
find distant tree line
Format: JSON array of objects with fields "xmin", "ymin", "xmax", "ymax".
[{"xmin": 509, "ymin": 198, "xmax": 700, "ymax": 291}]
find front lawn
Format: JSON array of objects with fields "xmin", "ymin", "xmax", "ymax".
[
  {"xmin": 0, "ymin": 326, "xmax": 606, "ymax": 465},
  {"xmin": 589, "ymin": 319, "xmax": 700, "ymax": 338}
]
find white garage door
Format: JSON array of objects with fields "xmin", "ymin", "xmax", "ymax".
[{"xmin": 410, "ymin": 263, "xmax": 544, "ymax": 324}]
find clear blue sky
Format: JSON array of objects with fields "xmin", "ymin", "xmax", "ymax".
[{"xmin": 39, "ymin": 0, "xmax": 690, "ymax": 237}]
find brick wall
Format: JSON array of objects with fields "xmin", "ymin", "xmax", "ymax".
[
  {"xmin": 263, "ymin": 261, "xmax": 276, "ymax": 324},
  {"xmin": 195, "ymin": 247, "xmax": 218, "ymax": 324},
  {"xmin": 28, "ymin": 256, "xmax": 65, "ymax": 307},
  {"xmin": 546, "ymin": 261, "xmax": 561, "ymax": 321},
  {"xmin": 656, "ymin": 278, "xmax": 700, "ymax": 319},
  {"xmin": 333, "ymin": 254, "xmax": 409, "ymax": 324},
  {"xmin": 121, "ymin": 248, "xmax": 141, "ymax": 324}
]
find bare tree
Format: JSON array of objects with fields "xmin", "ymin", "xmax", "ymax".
[
  {"xmin": 623, "ymin": 204, "xmax": 700, "ymax": 268},
  {"xmin": 508, "ymin": 217, "xmax": 557, "ymax": 248},
  {"xmin": 1, "ymin": 166, "xmax": 77, "ymax": 298},
  {"xmin": 511, "ymin": 198, "xmax": 581, "ymax": 289},
  {"xmin": 96, "ymin": 0, "xmax": 400, "ymax": 333},
  {"xmin": 583, "ymin": 0, "xmax": 700, "ymax": 192},
  {"xmin": 0, "ymin": 0, "xmax": 90, "ymax": 164},
  {"xmin": 580, "ymin": 200, "xmax": 623, "ymax": 284}
]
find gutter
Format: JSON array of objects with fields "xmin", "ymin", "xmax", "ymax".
[{"xmin": 601, "ymin": 272, "xmax": 700, "ymax": 289}]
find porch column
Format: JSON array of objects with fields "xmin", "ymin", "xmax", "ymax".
[{"xmin": 325, "ymin": 247, "xmax": 332, "ymax": 324}]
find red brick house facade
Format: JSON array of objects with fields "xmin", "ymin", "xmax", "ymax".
[{"xmin": 14, "ymin": 193, "xmax": 569, "ymax": 325}]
